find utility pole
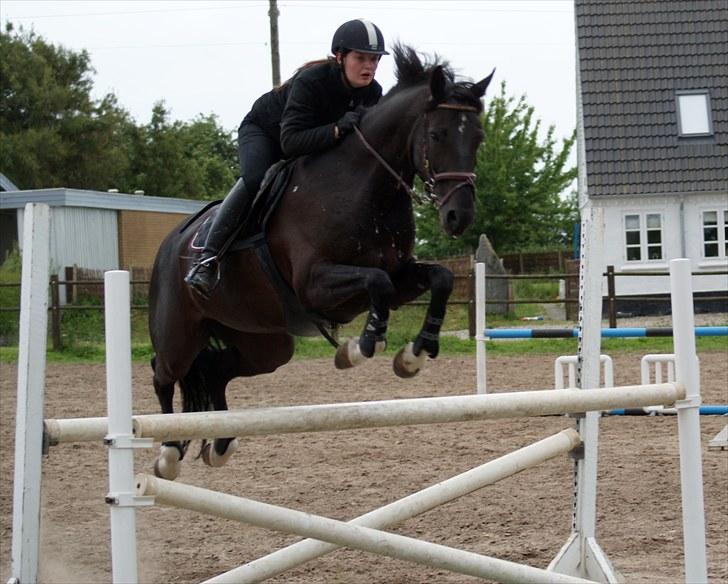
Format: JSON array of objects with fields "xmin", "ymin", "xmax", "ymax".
[{"xmin": 268, "ymin": 0, "xmax": 281, "ymax": 87}]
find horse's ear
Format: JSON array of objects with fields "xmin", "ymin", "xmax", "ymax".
[
  {"xmin": 472, "ymin": 68, "xmax": 496, "ymax": 98},
  {"xmin": 429, "ymin": 65, "xmax": 448, "ymax": 104}
]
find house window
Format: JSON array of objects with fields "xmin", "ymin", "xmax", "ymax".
[
  {"xmin": 702, "ymin": 210, "xmax": 727, "ymax": 259},
  {"xmin": 676, "ymin": 90, "xmax": 713, "ymax": 137},
  {"xmin": 624, "ymin": 213, "xmax": 663, "ymax": 262}
]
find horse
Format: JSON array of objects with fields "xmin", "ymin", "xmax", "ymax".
[{"xmin": 148, "ymin": 44, "xmax": 494, "ymax": 479}]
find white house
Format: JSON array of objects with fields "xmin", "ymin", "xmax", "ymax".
[{"xmin": 575, "ymin": 0, "xmax": 727, "ymax": 310}]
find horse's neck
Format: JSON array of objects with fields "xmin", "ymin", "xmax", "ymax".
[{"xmin": 363, "ymin": 87, "xmax": 426, "ymax": 180}]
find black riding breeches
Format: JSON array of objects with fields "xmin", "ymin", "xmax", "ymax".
[
  {"xmin": 237, "ymin": 122, "xmax": 283, "ymax": 193},
  {"xmin": 202, "ymin": 124, "xmax": 282, "ymax": 256}
]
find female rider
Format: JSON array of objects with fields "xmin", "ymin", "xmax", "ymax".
[{"xmin": 185, "ymin": 19, "xmax": 389, "ymax": 299}]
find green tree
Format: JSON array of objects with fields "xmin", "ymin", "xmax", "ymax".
[
  {"xmin": 415, "ymin": 82, "xmax": 577, "ymax": 258},
  {"xmin": 123, "ymin": 103, "xmax": 237, "ymax": 199},
  {"xmin": 0, "ymin": 24, "xmax": 132, "ymax": 189},
  {"xmin": 0, "ymin": 24, "xmax": 237, "ymax": 199}
]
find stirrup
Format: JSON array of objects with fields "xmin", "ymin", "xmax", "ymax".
[{"xmin": 184, "ymin": 255, "xmax": 220, "ymax": 299}]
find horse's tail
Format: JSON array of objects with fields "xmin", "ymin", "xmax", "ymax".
[{"xmin": 178, "ymin": 347, "xmax": 218, "ymax": 413}]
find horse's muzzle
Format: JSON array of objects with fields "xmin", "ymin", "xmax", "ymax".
[
  {"xmin": 442, "ymin": 208, "xmax": 474, "ymax": 237},
  {"xmin": 440, "ymin": 188, "xmax": 475, "ymax": 237}
]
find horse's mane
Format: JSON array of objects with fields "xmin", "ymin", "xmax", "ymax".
[{"xmin": 385, "ymin": 43, "xmax": 483, "ymax": 112}]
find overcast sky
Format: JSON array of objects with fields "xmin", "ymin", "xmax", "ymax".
[{"xmin": 2, "ymin": 0, "xmax": 576, "ymax": 142}]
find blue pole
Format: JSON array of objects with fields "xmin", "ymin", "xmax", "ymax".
[
  {"xmin": 607, "ymin": 406, "xmax": 728, "ymax": 416},
  {"xmin": 483, "ymin": 326, "xmax": 728, "ymax": 339}
]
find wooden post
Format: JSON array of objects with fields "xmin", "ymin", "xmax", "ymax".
[
  {"xmin": 268, "ymin": 0, "xmax": 281, "ymax": 87},
  {"xmin": 49, "ymin": 274, "xmax": 61, "ymax": 351},
  {"xmin": 506, "ymin": 276, "xmax": 513, "ymax": 316},
  {"xmin": 468, "ymin": 269, "xmax": 475, "ymax": 338},
  {"xmin": 606, "ymin": 265, "xmax": 616, "ymax": 328},
  {"xmin": 64, "ymin": 266, "xmax": 75, "ymax": 304}
]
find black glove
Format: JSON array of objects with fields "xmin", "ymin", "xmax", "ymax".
[{"xmin": 335, "ymin": 109, "xmax": 362, "ymax": 137}]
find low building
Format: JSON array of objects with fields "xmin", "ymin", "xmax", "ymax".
[{"xmin": 0, "ymin": 188, "xmax": 206, "ymax": 301}]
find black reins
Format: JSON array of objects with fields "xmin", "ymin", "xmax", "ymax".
[{"xmin": 353, "ymin": 102, "xmax": 479, "ymax": 208}]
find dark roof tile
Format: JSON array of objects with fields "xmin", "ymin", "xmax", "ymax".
[{"xmin": 576, "ymin": 0, "xmax": 728, "ymax": 196}]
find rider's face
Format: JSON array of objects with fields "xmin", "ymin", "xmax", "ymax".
[{"xmin": 340, "ymin": 51, "xmax": 380, "ymax": 88}]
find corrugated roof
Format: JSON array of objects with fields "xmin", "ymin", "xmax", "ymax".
[
  {"xmin": 0, "ymin": 188, "xmax": 207, "ymax": 214},
  {"xmin": 575, "ymin": 0, "xmax": 728, "ymax": 196}
]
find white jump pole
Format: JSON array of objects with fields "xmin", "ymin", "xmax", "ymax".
[
  {"xmin": 475, "ymin": 261, "xmax": 486, "ymax": 393},
  {"xmin": 204, "ymin": 428, "xmax": 581, "ymax": 583},
  {"xmin": 669, "ymin": 259, "xmax": 707, "ymax": 583},
  {"xmin": 10, "ymin": 203, "xmax": 50, "ymax": 584},
  {"xmin": 136, "ymin": 474, "xmax": 594, "ymax": 584},
  {"xmin": 104, "ymin": 271, "xmax": 154, "ymax": 584},
  {"xmin": 104, "ymin": 270, "xmax": 138, "ymax": 584},
  {"xmin": 45, "ymin": 383, "xmax": 685, "ymax": 444}
]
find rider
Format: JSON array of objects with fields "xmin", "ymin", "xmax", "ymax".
[{"xmin": 184, "ymin": 19, "xmax": 389, "ymax": 299}]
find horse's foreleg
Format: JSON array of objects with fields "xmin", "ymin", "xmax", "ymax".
[
  {"xmin": 391, "ymin": 262, "xmax": 454, "ymax": 378},
  {"xmin": 303, "ymin": 263, "xmax": 394, "ymax": 369}
]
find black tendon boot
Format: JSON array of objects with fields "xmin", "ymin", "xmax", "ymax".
[{"xmin": 184, "ymin": 177, "xmax": 252, "ymax": 299}]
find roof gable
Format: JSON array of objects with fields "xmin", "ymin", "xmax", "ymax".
[{"xmin": 576, "ymin": 0, "xmax": 728, "ymax": 196}]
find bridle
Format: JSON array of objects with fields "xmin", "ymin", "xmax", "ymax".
[
  {"xmin": 353, "ymin": 102, "xmax": 479, "ymax": 208},
  {"xmin": 421, "ymin": 103, "xmax": 479, "ymax": 207}
]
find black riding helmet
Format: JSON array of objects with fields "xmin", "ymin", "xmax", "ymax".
[{"xmin": 331, "ymin": 19, "xmax": 389, "ymax": 55}]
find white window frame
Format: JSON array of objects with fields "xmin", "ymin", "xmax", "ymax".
[
  {"xmin": 676, "ymin": 90, "xmax": 714, "ymax": 137},
  {"xmin": 701, "ymin": 209, "xmax": 727, "ymax": 260},
  {"xmin": 623, "ymin": 212, "xmax": 664, "ymax": 263}
]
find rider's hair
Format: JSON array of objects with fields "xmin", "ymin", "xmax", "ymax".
[{"xmin": 274, "ymin": 57, "xmax": 336, "ymax": 91}]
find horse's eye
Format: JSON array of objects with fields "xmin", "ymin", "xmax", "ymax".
[{"xmin": 429, "ymin": 131, "xmax": 440, "ymax": 142}]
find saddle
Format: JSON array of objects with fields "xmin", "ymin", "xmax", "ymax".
[
  {"xmin": 186, "ymin": 158, "xmax": 296, "ymax": 248},
  {"xmin": 184, "ymin": 160, "xmax": 338, "ymax": 341}
]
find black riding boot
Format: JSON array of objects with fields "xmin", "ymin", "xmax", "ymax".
[{"xmin": 184, "ymin": 178, "xmax": 252, "ymax": 299}]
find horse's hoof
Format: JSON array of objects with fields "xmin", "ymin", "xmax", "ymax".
[
  {"xmin": 201, "ymin": 438, "xmax": 239, "ymax": 468},
  {"xmin": 393, "ymin": 342, "xmax": 427, "ymax": 379},
  {"xmin": 335, "ymin": 338, "xmax": 366, "ymax": 369},
  {"xmin": 153, "ymin": 445, "xmax": 181, "ymax": 480}
]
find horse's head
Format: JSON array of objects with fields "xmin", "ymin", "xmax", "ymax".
[{"xmin": 412, "ymin": 65, "xmax": 495, "ymax": 237}]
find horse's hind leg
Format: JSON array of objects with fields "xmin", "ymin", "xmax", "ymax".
[
  {"xmin": 198, "ymin": 332, "xmax": 294, "ymax": 469},
  {"xmin": 200, "ymin": 388, "xmax": 240, "ymax": 468},
  {"xmin": 199, "ymin": 347, "xmax": 240, "ymax": 468},
  {"xmin": 151, "ymin": 358, "xmax": 191, "ymax": 480}
]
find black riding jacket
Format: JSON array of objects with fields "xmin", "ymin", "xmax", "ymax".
[{"xmin": 242, "ymin": 61, "xmax": 382, "ymax": 159}]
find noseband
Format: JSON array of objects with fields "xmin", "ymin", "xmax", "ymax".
[{"xmin": 353, "ymin": 102, "xmax": 479, "ymax": 208}]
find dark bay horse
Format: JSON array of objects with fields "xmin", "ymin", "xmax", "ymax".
[{"xmin": 148, "ymin": 44, "xmax": 494, "ymax": 479}]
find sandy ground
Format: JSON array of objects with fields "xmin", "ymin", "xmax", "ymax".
[{"xmin": 1, "ymin": 350, "xmax": 727, "ymax": 584}]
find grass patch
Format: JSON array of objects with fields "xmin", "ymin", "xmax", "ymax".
[
  {"xmin": 1, "ymin": 333, "xmax": 725, "ymax": 365},
  {"xmin": 480, "ymin": 336, "xmax": 727, "ymax": 355}
]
